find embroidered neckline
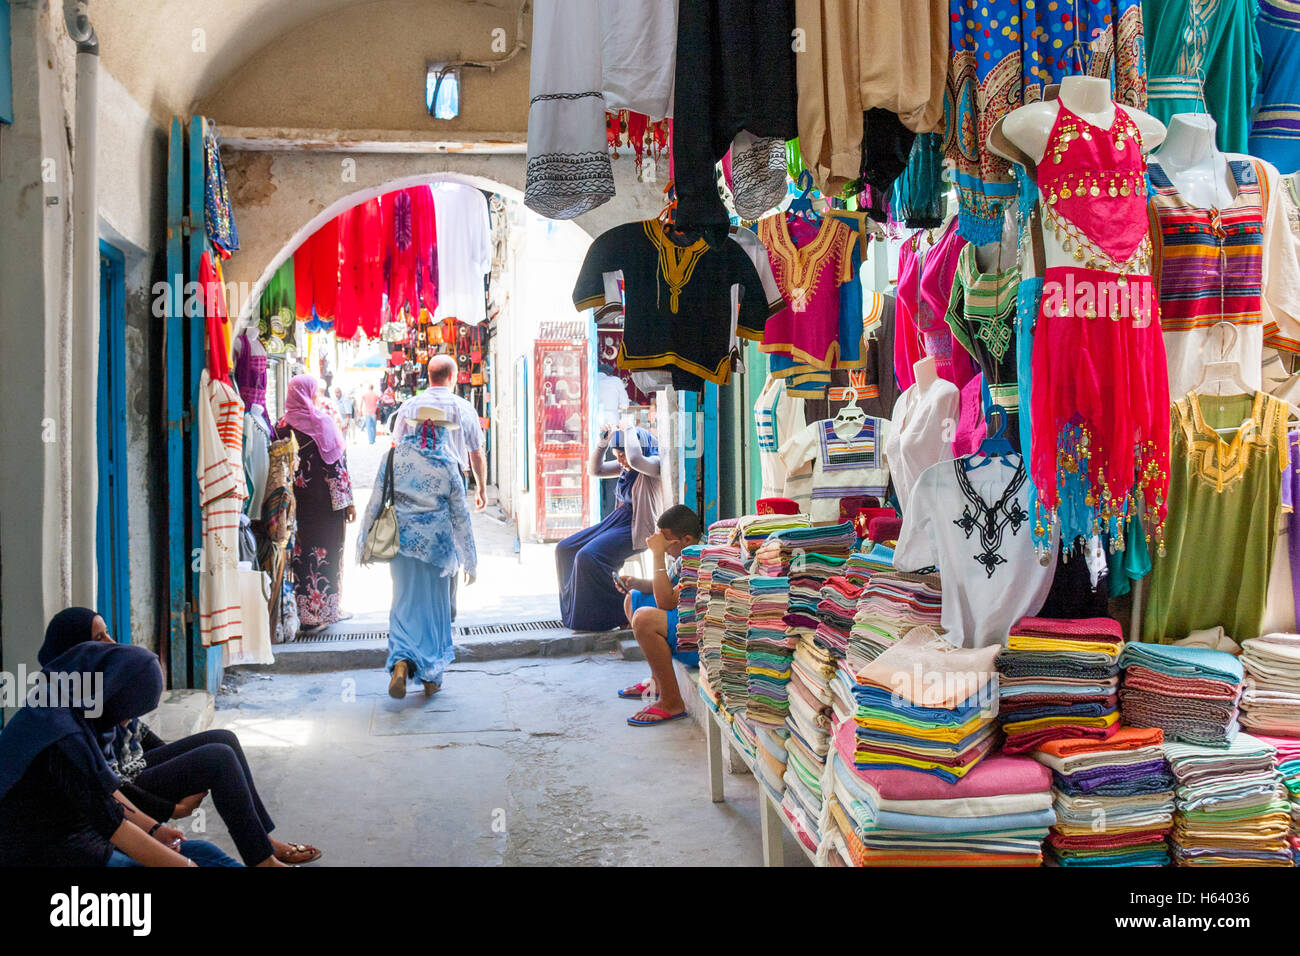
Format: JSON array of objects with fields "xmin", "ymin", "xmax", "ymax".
[
  {"xmin": 955, "ymin": 245, "xmax": 1018, "ymax": 364},
  {"xmin": 643, "ymin": 219, "xmax": 708, "ymax": 314},
  {"xmin": 759, "ymin": 214, "xmax": 847, "ymax": 314},
  {"xmin": 952, "ymin": 458, "xmax": 1029, "ymax": 578},
  {"xmin": 1179, "ymin": 390, "xmax": 1289, "ymax": 492}
]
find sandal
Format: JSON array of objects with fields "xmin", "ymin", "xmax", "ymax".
[
  {"xmin": 617, "ymin": 681, "xmax": 658, "ymax": 700},
  {"xmin": 275, "ymin": 843, "xmax": 322, "ymax": 864},
  {"xmin": 627, "ymin": 706, "xmax": 687, "ymax": 727}
]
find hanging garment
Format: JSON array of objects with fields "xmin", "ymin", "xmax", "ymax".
[
  {"xmin": 525, "ymin": 0, "xmax": 614, "ymax": 218},
  {"xmin": 258, "ymin": 258, "xmax": 297, "ymax": 356},
  {"xmin": 671, "ymin": 0, "xmax": 798, "ymax": 229},
  {"xmin": 1029, "ymin": 101, "xmax": 1169, "ymax": 551},
  {"xmin": 203, "ymin": 125, "xmax": 239, "ymax": 256},
  {"xmin": 242, "ymin": 409, "xmax": 271, "ymax": 521},
  {"xmin": 197, "ymin": 370, "xmax": 247, "ymax": 647},
  {"xmin": 431, "ymin": 184, "xmax": 493, "ymax": 324},
  {"xmin": 1250, "ymin": 1, "xmax": 1300, "ymax": 171},
  {"xmin": 335, "ymin": 198, "xmax": 385, "ymax": 340},
  {"xmin": 892, "ymin": 133, "xmax": 947, "ymax": 229},
  {"xmin": 947, "ymin": 0, "xmax": 1147, "ymax": 243},
  {"xmin": 293, "ymin": 217, "xmax": 339, "ymax": 322},
  {"xmin": 858, "ymin": 293, "xmax": 901, "ymax": 418},
  {"xmin": 224, "ymin": 568, "xmax": 274, "ymax": 667},
  {"xmin": 778, "ymin": 417, "xmax": 892, "ymax": 524},
  {"xmin": 859, "ymin": 109, "xmax": 917, "ymax": 222},
  {"xmin": 755, "ymin": 376, "xmax": 808, "ymax": 500},
  {"xmin": 572, "ymin": 219, "xmax": 769, "ymax": 384},
  {"xmin": 1144, "ymin": 391, "xmax": 1290, "ymax": 643},
  {"xmin": 758, "ymin": 214, "xmax": 857, "ymax": 370},
  {"xmin": 198, "ymin": 251, "xmax": 232, "ymax": 383},
  {"xmin": 894, "ymin": 457, "xmax": 1058, "ymax": 648},
  {"xmin": 895, "ymin": 220, "xmax": 978, "ymax": 391},
  {"xmin": 885, "ymin": 377, "xmax": 961, "ymax": 516},
  {"xmin": 599, "ymin": 0, "xmax": 678, "ymax": 120},
  {"xmin": 945, "ymin": 244, "xmax": 1021, "ymax": 430},
  {"xmin": 1151, "ymin": 157, "xmax": 1300, "ymax": 395},
  {"xmin": 729, "ymin": 132, "xmax": 790, "ymax": 221},
  {"xmin": 1144, "ymin": 0, "xmax": 1261, "ymax": 154},
  {"xmin": 231, "ymin": 332, "xmax": 272, "ymax": 431},
  {"xmin": 794, "ymin": 0, "xmax": 947, "ymax": 196},
  {"xmin": 383, "ymin": 186, "xmax": 438, "ymax": 320}
]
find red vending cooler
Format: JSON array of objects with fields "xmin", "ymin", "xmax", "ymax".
[{"xmin": 535, "ymin": 324, "xmax": 589, "ymax": 541}]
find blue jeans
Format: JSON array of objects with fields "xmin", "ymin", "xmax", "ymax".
[
  {"xmin": 108, "ymin": 840, "xmax": 242, "ymax": 867},
  {"xmin": 364, "ymin": 414, "xmax": 377, "ymax": 444}
]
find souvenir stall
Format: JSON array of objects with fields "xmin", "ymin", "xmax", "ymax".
[{"xmin": 538, "ymin": 0, "xmax": 1300, "ymax": 866}]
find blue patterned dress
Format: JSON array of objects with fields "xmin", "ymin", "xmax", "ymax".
[{"xmin": 357, "ymin": 426, "xmax": 477, "ymax": 684}]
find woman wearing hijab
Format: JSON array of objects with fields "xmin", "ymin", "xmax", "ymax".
[
  {"xmin": 36, "ymin": 607, "xmax": 323, "ymax": 866},
  {"xmin": 0, "ymin": 642, "xmax": 237, "ymax": 866},
  {"xmin": 280, "ymin": 374, "xmax": 356, "ymax": 632},
  {"xmin": 358, "ymin": 407, "xmax": 477, "ymax": 699},
  {"xmin": 555, "ymin": 424, "xmax": 664, "ymax": 631}
]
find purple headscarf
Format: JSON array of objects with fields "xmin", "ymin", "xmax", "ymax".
[{"xmin": 281, "ymin": 375, "xmax": 346, "ymax": 464}]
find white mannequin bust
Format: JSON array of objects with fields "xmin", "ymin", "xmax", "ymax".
[
  {"xmin": 1149, "ymin": 113, "xmax": 1236, "ymax": 210},
  {"xmin": 989, "ymin": 76, "xmax": 1166, "ymax": 272}
]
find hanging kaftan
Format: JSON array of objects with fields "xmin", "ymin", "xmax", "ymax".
[{"xmin": 197, "ymin": 370, "xmax": 247, "ymax": 647}]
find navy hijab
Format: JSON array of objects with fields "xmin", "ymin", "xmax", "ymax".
[
  {"xmin": 39, "ymin": 606, "xmax": 100, "ymax": 667},
  {"xmin": 0, "ymin": 643, "xmax": 164, "ymax": 803},
  {"xmin": 610, "ymin": 427, "xmax": 660, "ymax": 503}
]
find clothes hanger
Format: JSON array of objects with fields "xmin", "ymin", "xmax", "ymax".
[
  {"xmin": 1193, "ymin": 321, "xmax": 1300, "ymax": 431},
  {"xmin": 832, "ymin": 386, "xmax": 867, "ymax": 439},
  {"xmin": 965, "ymin": 404, "xmax": 1019, "ymax": 471},
  {"xmin": 786, "ymin": 170, "xmax": 822, "ymax": 223}
]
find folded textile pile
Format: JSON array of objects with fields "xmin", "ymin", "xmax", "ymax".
[
  {"xmin": 754, "ymin": 724, "xmax": 790, "ymax": 802},
  {"xmin": 1240, "ymin": 634, "xmax": 1300, "ymax": 736},
  {"xmin": 753, "ymin": 521, "xmax": 857, "ymax": 576},
  {"xmin": 746, "ymin": 576, "xmax": 794, "ymax": 730},
  {"xmin": 1032, "ymin": 727, "xmax": 1174, "ymax": 866},
  {"xmin": 720, "ymin": 572, "xmax": 753, "ymax": 717},
  {"xmin": 730, "ymin": 711, "xmax": 758, "ymax": 765},
  {"xmin": 811, "ymin": 575, "xmax": 862, "ymax": 661},
  {"xmin": 817, "ymin": 719, "xmax": 1054, "ymax": 866},
  {"xmin": 1119, "ymin": 642, "xmax": 1245, "ymax": 747},
  {"xmin": 843, "ymin": 542, "xmax": 895, "ymax": 586},
  {"xmin": 734, "ymin": 513, "xmax": 810, "ymax": 561},
  {"xmin": 851, "ymin": 627, "xmax": 1001, "ymax": 782},
  {"xmin": 1254, "ymin": 735, "xmax": 1300, "ymax": 858},
  {"xmin": 1163, "ymin": 735, "xmax": 1292, "ymax": 866},
  {"xmin": 997, "ymin": 617, "xmax": 1124, "ymax": 754},
  {"xmin": 699, "ymin": 551, "xmax": 744, "ymax": 706},
  {"xmin": 848, "ymin": 571, "xmax": 943, "ymax": 672},
  {"xmin": 675, "ymin": 545, "xmax": 702, "ymax": 658},
  {"xmin": 706, "ymin": 517, "xmax": 740, "ymax": 546}
]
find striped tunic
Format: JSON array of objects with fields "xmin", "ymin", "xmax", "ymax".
[
  {"xmin": 1250, "ymin": 0, "xmax": 1300, "ymax": 172},
  {"xmin": 197, "ymin": 370, "xmax": 247, "ymax": 647}
]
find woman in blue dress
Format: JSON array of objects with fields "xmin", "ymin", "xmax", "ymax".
[{"xmin": 358, "ymin": 407, "xmax": 477, "ymax": 699}]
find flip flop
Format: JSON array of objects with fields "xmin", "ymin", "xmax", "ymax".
[
  {"xmin": 617, "ymin": 682, "xmax": 657, "ymax": 700},
  {"xmin": 627, "ymin": 706, "xmax": 688, "ymax": 727}
]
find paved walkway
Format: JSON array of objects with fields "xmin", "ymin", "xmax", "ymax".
[{"xmin": 199, "ymin": 655, "xmax": 811, "ymax": 866}]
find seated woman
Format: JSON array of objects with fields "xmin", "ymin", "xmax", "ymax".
[
  {"xmin": 0, "ymin": 642, "xmax": 238, "ymax": 867},
  {"xmin": 356, "ymin": 406, "xmax": 478, "ymax": 700},
  {"xmin": 38, "ymin": 607, "xmax": 321, "ymax": 866},
  {"xmin": 555, "ymin": 425, "xmax": 663, "ymax": 631}
]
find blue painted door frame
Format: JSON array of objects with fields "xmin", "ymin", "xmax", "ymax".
[{"xmin": 96, "ymin": 240, "xmax": 131, "ymax": 644}]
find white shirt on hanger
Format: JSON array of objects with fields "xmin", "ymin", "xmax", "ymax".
[
  {"xmin": 894, "ymin": 456, "xmax": 1057, "ymax": 648},
  {"xmin": 432, "ymin": 183, "xmax": 493, "ymax": 325}
]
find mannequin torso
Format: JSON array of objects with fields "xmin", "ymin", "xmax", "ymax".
[{"xmin": 1149, "ymin": 114, "xmax": 1236, "ymax": 210}]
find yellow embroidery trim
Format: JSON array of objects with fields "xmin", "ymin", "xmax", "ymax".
[
  {"xmin": 758, "ymin": 215, "xmax": 851, "ymax": 314},
  {"xmin": 1177, "ymin": 390, "xmax": 1289, "ymax": 493},
  {"xmin": 643, "ymin": 220, "xmax": 708, "ymax": 314}
]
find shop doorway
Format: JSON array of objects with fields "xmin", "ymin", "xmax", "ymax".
[{"xmin": 96, "ymin": 240, "xmax": 131, "ymax": 644}]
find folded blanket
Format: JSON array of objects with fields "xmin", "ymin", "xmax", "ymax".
[{"xmin": 1118, "ymin": 641, "xmax": 1243, "ymax": 685}]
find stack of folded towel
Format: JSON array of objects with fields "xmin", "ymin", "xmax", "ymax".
[
  {"xmin": 818, "ymin": 719, "xmax": 1055, "ymax": 866},
  {"xmin": 1119, "ymin": 642, "xmax": 1244, "ymax": 747},
  {"xmin": 674, "ymin": 545, "xmax": 702, "ymax": 658},
  {"xmin": 843, "ymin": 541, "xmax": 895, "ymax": 585},
  {"xmin": 719, "ymin": 572, "xmax": 753, "ymax": 717},
  {"xmin": 745, "ymin": 576, "xmax": 794, "ymax": 730},
  {"xmin": 1032, "ymin": 728, "xmax": 1175, "ymax": 866},
  {"xmin": 847, "ymin": 571, "xmax": 943, "ymax": 671},
  {"xmin": 1164, "ymin": 734, "xmax": 1293, "ymax": 866},
  {"xmin": 1253, "ymin": 735, "xmax": 1300, "ymax": 859},
  {"xmin": 752, "ymin": 521, "xmax": 857, "ymax": 576},
  {"xmin": 850, "ymin": 626, "xmax": 1001, "ymax": 782},
  {"xmin": 733, "ymin": 513, "xmax": 808, "ymax": 561},
  {"xmin": 699, "ymin": 552, "xmax": 745, "ymax": 708},
  {"xmin": 1240, "ymin": 634, "xmax": 1300, "ymax": 736},
  {"xmin": 811, "ymin": 576, "xmax": 862, "ymax": 661},
  {"xmin": 996, "ymin": 617, "xmax": 1124, "ymax": 753}
]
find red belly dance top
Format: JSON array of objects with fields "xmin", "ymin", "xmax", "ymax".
[{"xmin": 1029, "ymin": 102, "xmax": 1171, "ymax": 554}]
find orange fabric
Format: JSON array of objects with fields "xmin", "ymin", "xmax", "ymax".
[{"xmin": 1035, "ymin": 726, "xmax": 1164, "ymax": 758}]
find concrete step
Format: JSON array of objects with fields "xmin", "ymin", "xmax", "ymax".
[
  {"xmin": 144, "ymin": 689, "xmax": 214, "ymax": 738},
  {"xmin": 239, "ymin": 628, "xmax": 627, "ymax": 674},
  {"xmin": 618, "ymin": 637, "xmax": 644, "ymax": 661}
]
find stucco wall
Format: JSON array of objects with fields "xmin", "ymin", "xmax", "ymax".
[{"xmin": 198, "ymin": 0, "xmax": 531, "ymax": 133}]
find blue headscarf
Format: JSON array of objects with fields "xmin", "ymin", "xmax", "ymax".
[
  {"xmin": 39, "ymin": 606, "xmax": 100, "ymax": 667},
  {"xmin": 610, "ymin": 427, "xmax": 659, "ymax": 503},
  {"xmin": 0, "ymin": 643, "xmax": 164, "ymax": 803}
]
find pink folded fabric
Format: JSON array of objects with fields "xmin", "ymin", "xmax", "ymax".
[
  {"xmin": 1011, "ymin": 616, "xmax": 1124, "ymax": 641},
  {"xmin": 1123, "ymin": 666, "xmax": 1242, "ymax": 702},
  {"xmin": 835, "ymin": 720, "xmax": 1051, "ymax": 798}
]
